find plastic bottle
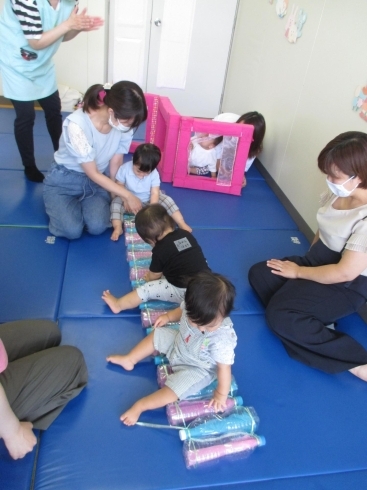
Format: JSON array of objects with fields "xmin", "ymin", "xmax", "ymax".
[
  {"xmin": 153, "ymin": 354, "xmax": 169, "ymax": 365},
  {"xmin": 185, "ymin": 375, "xmax": 238, "ymax": 400},
  {"xmin": 167, "ymin": 396, "xmax": 243, "ymax": 426},
  {"xmin": 125, "ymin": 232, "xmax": 145, "ymax": 245},
  {"xmin": 126, "ymin": 250, "xmax": 152, "ymax": 262},
  {"xmin": 178, "ymin": 406, "xmax": 259, "ymax": 441},
  {"xmin": 130, "ymin": 267, "xmax": 149, "ymax": 281},
  {"xmin": 128, "ymin": 258, "xmax": 152, "ymax": 269},
  {"xmin": 156, "ymin": 364, "xmax": 173, "ymax": 387},
  {"xmin": 141, "ymin": 309, "xmax": 169, "ymax": 327},
  {"xmin": 127, "ymin": 243, "xmax": 152, "ymax": 251},
  {"xmin": 131, "ymin": 279, "xmax": 146, "ymax": 289},
  {"xmin": 183, "ymin": 432, "xmax": 265, "ymax": 469},
  {"xmin": 139, "ymin": 300, "xmax": 180, "ymax": 311}
]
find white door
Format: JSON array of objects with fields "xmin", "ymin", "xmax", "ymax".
[{"xmin": 108, "ymin": 0, "xmax": 238, "ymax": 118}]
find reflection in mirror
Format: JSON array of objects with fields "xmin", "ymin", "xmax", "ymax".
[
  {"xmin": 187, "ymin": 132, "xmax": 218, "ymax": 178},
  {"xmin": 186, "ymin": 132, "xmax": 238, "ymax": 185}
]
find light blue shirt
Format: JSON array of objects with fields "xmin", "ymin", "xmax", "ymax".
[
  {"xmin": 55, "ymin": 109, "xmax": 133, "ymax": 173},
  {"xmin": 0, "ymin": 0, "xmax": 75, "ymax": 100},
  {"xmin": 115, "ymin": 160, "xmax": 160, "ymax": 202}
]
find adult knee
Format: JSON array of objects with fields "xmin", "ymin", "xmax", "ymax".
[
  {"xmin": 56, "ymin": 346, "xmax": 88, "ymax": 386},
  {"xmin": 86, "ymin": 221, "xmax": 109, "ymax": 236},
  {"xmin": 49, "ymin": 222, "xmax": 84, "ymax": 240}
]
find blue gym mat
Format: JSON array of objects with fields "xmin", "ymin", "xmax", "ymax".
[
  {"xmin": 161, "ymin": 180, "xmax": 298, "ymax": 230},
  {"xmin": 58, "ymin": 229, "xmax": 139, "ymax": 318},
  {"xmin": 1, "ymin": 106, "xmax": 367, "ymax": 489},
  {"xmin": 0, "ymin": 430, "xmax": 40, "ymax": 490},
  {"xmin": 58, "ymin": 228, "xmax": 309, "ymax": 318},
  {"xmin": 0, "ymin": 170, "xmax": 49, "ymax": 227},
  {"xmin": 0, "ymin": 227, "xmax": 69, "ymax": 322},
  {"xmin": 32, "ymin": 315, "xmax": 367, "ymax": 490},
  {"xmin": 0, "ymin": 133, "xmax": 54, "ymax": 171}
]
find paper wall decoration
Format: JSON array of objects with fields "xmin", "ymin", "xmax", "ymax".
[
  {"xmin": 353, "ymin": 84, "xmax": 367, "ymax": 122},
  {"xmin": 275, "ymin": 0, "xmax": 288, "ymax": 18},
  {"xmin": 285, "ymin": 6, "xmax": 307, "ymax": 43}
]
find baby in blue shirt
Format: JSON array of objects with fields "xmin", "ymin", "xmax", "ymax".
[{"xmin": 110, "ymin": 143, "xmax": 191, "ymax": 240}]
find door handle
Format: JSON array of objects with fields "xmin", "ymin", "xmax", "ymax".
[{"xmin": 154, "ymin": 19, "xmax": 162, "ymax": 27}]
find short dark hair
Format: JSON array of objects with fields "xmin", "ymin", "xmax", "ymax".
[
  {"xmin": 318, "ymin": 131, "xmax": 367, "ymax": 188},
  {"xmin": 236, "ymin": 112, "xmax": 266, "ymax": 158},
  {"xmin": 185, "ymin": 271, "xmax": 236, "ymax": 326},
  {"xmin": 133, "ymin": 143, "xmax": 161, "ymax": 173},
  {"xmin": 82, "ymin": 81, "xmax": 147, "ymax": 130},
  {"xmin": 135, "ymin": 204, "xmax": 175, "ymax": 244}
]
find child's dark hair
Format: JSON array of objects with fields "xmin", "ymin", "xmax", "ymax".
[
  {"xmin": 135, "ymin": 204, "xmax": 175, "ymax": 244},
  {"xmin": 133, "ymin": 143, "xmax": 161, "ymax": 173},
  {"xmin": 82, "ymin": 81, "xmax": 147, "ymax": 130},
  {"xmin": 185, "ymin": 271, "xmax": 235, "ymax": 326},
  {"xmin": 236, "ymin": 112, "xmax": 266, "ymax": 158}
]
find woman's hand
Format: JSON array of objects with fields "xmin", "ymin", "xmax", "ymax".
[
  {"xmin": 267, "ymin": 259, "xmax": 300, "ymax": 279},
  {"xmin": 123, "ymin": 193, "xmax": 142, "ymax": 215},
  {"xmin": 3, "ymin": 421, "xmax": 37, "ymax": 460},
  {"xmin": 66, "ymin": 7, "xmax": 104, "ymax": 32}
]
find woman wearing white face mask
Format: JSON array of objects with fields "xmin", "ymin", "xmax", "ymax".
[
  {"xmin": 43, "ymin": 81, "xmax": 147, "ymax": 239},
  {"xmin": 249, "ymin": 131, "xmax": 367, "ymax": 382}
]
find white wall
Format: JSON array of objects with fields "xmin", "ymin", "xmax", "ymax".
[{"xmin": 222, "ymin": 0, "xmax": 367, "ymax": 232}]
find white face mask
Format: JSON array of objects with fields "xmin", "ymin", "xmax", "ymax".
[
  {"xmin": 108, "ymin": 114, "xmax": 131, "ymax": 132},
  {"xmin": 326, "ymin": 175, "xmax": 358, "ymax": 197}
]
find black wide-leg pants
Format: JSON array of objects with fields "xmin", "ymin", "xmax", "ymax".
[
  {"xmin": 0, "ymin": 320, "xmax": 88, "ymax": 430},
  {"xmin": 248, "ymin": 240, "xmax": 367, "ymax": 373}
]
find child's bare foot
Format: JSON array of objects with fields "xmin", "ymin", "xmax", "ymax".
[
  {"xmin": 102, "ymin": 290, "xmax": 122, "ymax": 314},
  {"xmin": 179, "ymin": 222, "xmax": 192, "ymax": 233},
  {"xmin": 107, "ymin": 354, "xmax": 135, "ymax": 371},
  {"xmin": 111, "ymin": 220, "xmax": 123, "ymax": 241},
  {"xmin": 120, "ymin": 404, "xmax": 142, "ymax": 426}
]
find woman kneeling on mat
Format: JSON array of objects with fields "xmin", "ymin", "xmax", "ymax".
[
  {"xmin": 43, "ymin": 81, "xmax": 147, "ymax": 239},
  {"xmin": 249, "ymin": 131, "xmax": 367, "ymax": 381},
  {"xmin": 0, "ymin": 320, "xmax": 87, "ymax": 459}
]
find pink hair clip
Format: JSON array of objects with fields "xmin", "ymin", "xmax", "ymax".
[{"xmin": 98, "ymin": 90, "xmax": 106, "ymax": 104}]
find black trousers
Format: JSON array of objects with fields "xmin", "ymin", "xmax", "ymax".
[
  {"xmin": 248, "ymin": 240, "xmax": 367, "ymax": 373},
  {"xmin": 0, "ymin": 320, "xmax": 88, "ymax": 430},
  {"xmin": 10, "ymin": 91, "xmax": 62, "ymax": 169}
]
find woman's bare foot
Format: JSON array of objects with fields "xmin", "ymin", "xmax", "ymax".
[
  {"xmin": 349, "ymin": 364, "xmax": 367, "ymax": 382},
  {"xmin": 107, "ymin": 354, "xmax": 135, "ymax": 371},
  {"xmin": 120, "ymin": 403, "xmax": 142, "ymax": 426},
  {"xmin": 102, "ymin": 290, "xmax": 122, "ymax": 313}
]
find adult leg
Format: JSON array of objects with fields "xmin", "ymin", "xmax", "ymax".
[
  {"xmin": 266, "ymin": 278, "xmax": 367, "ymax": 373},
  {"xmin": 43, "ymin": 164, "xmax": 85, "ymax": 239},
  {"xmin": 0, "ymin": 346, "xmax": 87, "ymax": 430},
  {"xmin": 37, "ymin": 90, "xmax": 62, "ymax": 151},
  {"xmin": 0, "ymin": 319, "xmax": 61, "ymax": 362},
  {"xmin": 248, "ymin": 260, "xmax": 288, "ymax": 307},
  {"xmin": 10, "ymin": 98, "xmax": 44, "ymax": 182},
  {"xmin": 81, "ymin": 183, "xmax": 111, "ymax": 236}
]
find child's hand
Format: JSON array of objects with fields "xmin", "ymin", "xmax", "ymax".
[
  {"xmin": 208, "ymin": 389, "xmax": 227, "ymax": 412},
  {"xmin": 154, "ymin": 313, "xmax": 170, "ymax": 328}
]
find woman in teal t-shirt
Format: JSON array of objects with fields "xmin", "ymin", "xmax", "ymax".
[{"xmin": 0, "ymin": 0, "xmax": 103, "ymax": 182}]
